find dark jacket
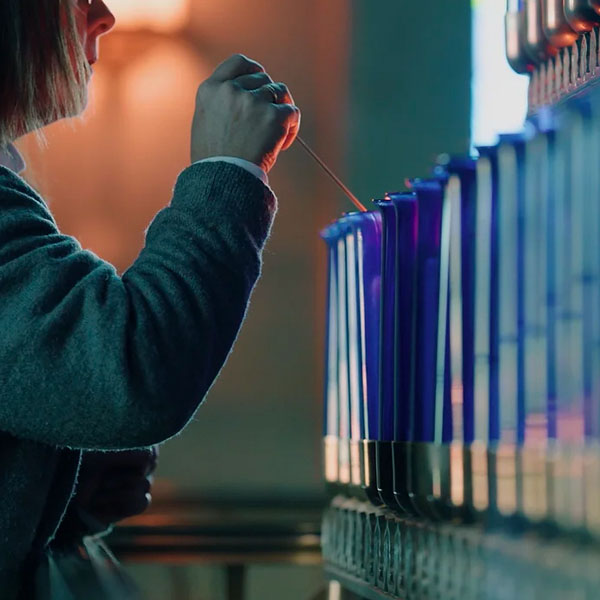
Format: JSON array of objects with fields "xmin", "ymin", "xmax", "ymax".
[{"xmin": 0, "ymin": 161, "xmax": 276, "ymax": 598}]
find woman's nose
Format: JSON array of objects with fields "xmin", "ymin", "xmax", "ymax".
[{"xmin": 88, "ymin": 0, "xmax": 116, "ymax": 38}]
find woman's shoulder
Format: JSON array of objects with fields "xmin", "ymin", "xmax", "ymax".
[{"xmin": 0, "ymin": 165, "xmax": 50, "ymax": 214}]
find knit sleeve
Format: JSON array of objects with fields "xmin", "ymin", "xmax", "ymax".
[{"xmin": 0, "ymin": 161, "xmax": 277, "ymax": 449}]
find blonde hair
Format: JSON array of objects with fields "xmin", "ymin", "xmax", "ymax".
[{"xmin": 0, "ymin": 0, "xmax": 91, "ymax": 150}]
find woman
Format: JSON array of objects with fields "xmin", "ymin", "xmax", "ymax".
[{"xmin": 0, "ymin": 0, "xmax": 300, "ymax": 597}]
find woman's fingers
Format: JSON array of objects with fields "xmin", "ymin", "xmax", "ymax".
[
  {"xmin": 234, "ymin": 72, "xmax": 274, "ymax": 91},
  {"xmin": 90, "ymin": 486, "xmax": 152, "ymax": 524},
  {"xmin": 275, "ymin": 103, "xmax": 301, "ymax": 151},
  {"xmin": 70, "ymin": 448, "xmax": 159, "ymax": 528},
  {"xmin": 93, "ymin": 477, "xmax": 152, "ymax": 500},
  {"xmin": 253, "ymin": 82, "xmax": 294, "ymax": 106},
  {"xmin": 192, "ymin": 54, "xmax": 300, "ymax": 172},
  {"xmin": 93, "ymin": 469, "xmax": 153, "ymax": 492},
  {"xmin": 211, "ymin": 53, "xmax": 264, "ymax": 82},
  {"xmin": 80, "ymin": 448, "xmax": 158, "ymax": 477}
]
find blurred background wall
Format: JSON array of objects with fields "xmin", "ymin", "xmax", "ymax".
[{"xmin": 15, "ymin": 0, "xmax": 471, "ymax": 598}]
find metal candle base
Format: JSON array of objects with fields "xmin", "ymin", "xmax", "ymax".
[
  {"xmin": 376, "ymin": 441, "xmax": 397, "ymax": 510},
  {"xmin": 409, "ymin": 442, "xmax": 454, "ymax": 521},
  {"xmin": 362, "ymin": 441, "xmax": 384, "ymax": 506},
  {"xmin": 392, "ymin": 441, "xmax": 414, "ymax": 515}
]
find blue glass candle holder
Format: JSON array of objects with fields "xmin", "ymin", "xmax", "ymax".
[
  {"xmin": 374, "ymin": 194, "xmax": 418, "ymax": 512},
  {"xmin": 406, "ymin": 177, "xmax": 454, "ymax": 521},
  {"xmin": 321, "ymin": 222, "xmax": 345, "ymax": 491}
]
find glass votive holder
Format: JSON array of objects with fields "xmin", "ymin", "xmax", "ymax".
[
  {"xmin": 373, "ymin": 512, "xmax": 384, "ymax": 588},
  {"xmin": 393, "ymin": 518, "xmax": 406, "ymax": 597},
  {"xmin": 363, "ymin": 509, "xmax": 377, "ymax": 585},
  {"xmin": 353, "ymin": 506, "xmax": 366, "ymax": 580},
  {"xmin": 384, "ymin": 515, "xmax": 397, "ymax": 594}
]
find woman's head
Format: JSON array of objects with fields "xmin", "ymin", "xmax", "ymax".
[{"xmin": 0, "ymin": 0, "xmax": 115, "ymax": 149}]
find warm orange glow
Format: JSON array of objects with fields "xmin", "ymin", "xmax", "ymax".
[
  {"xmin": 556, "ymin": 412, "xmax": 585, "ymax": 443},
  {"xmin": 522, "ymin": 445, "xmax": 548, "ymax": 520},
  {"xmin": 450, "ymin": 441, "xmax": 464, "ymax": 506},
  {"xmin": 350, "ymin": 440, "xmax": 361, "ymax": 486},
  {"xmin": 324, "ymin": 436, "xmax": 339, "ymax": 483},
  {"xmin": 496, "ymin": 444, "xmax": 517, "ymax": 516},
  {"xmin": 109, "ymin": 0, "xmax": 190, "ymax": 32},
  {"xmin": 471, "ymin": 441, "xmax": 489, "ymax": 511}
]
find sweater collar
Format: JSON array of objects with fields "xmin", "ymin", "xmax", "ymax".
[{"xmin": 0, "ymin": 143, "xmax": 26, "ymax": 174}]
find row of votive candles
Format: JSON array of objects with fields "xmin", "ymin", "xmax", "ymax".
[{"xmin": 321, "ymin": 93, "xmax": 600, "ymax": 534}]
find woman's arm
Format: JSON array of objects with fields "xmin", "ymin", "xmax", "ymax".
[{"xmin": 0, "ymin": 160, "xmax": 276, "ymax": 449}]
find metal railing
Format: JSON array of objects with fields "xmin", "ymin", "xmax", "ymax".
[{"xmin": 106, "ymin": 492, "xmax": 325, "ymax": 600}]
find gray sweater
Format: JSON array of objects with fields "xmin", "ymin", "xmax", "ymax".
[{"xmin": 0, "ymin": 161, "xmax": 277, "ymax": 597}]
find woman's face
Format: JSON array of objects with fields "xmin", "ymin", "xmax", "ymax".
[
  {"xmin": 56, "ymin": 0, "xmax": 115, "ymax": 117},
  {"xmin": 72, "ymin": 0, "xmax": 116, "ymax": 70}
]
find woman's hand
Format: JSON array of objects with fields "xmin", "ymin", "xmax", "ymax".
[
  {"xmin": 53, "ymin": 446, "xmax": 159, "ymax": 547},
  {"xmin": 191, "ymin": 53, "xmax": 301, "ymax": 173},
  {"xmin": 73, "ymin": 447, "xmax": 159, "ymax": 527}
]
